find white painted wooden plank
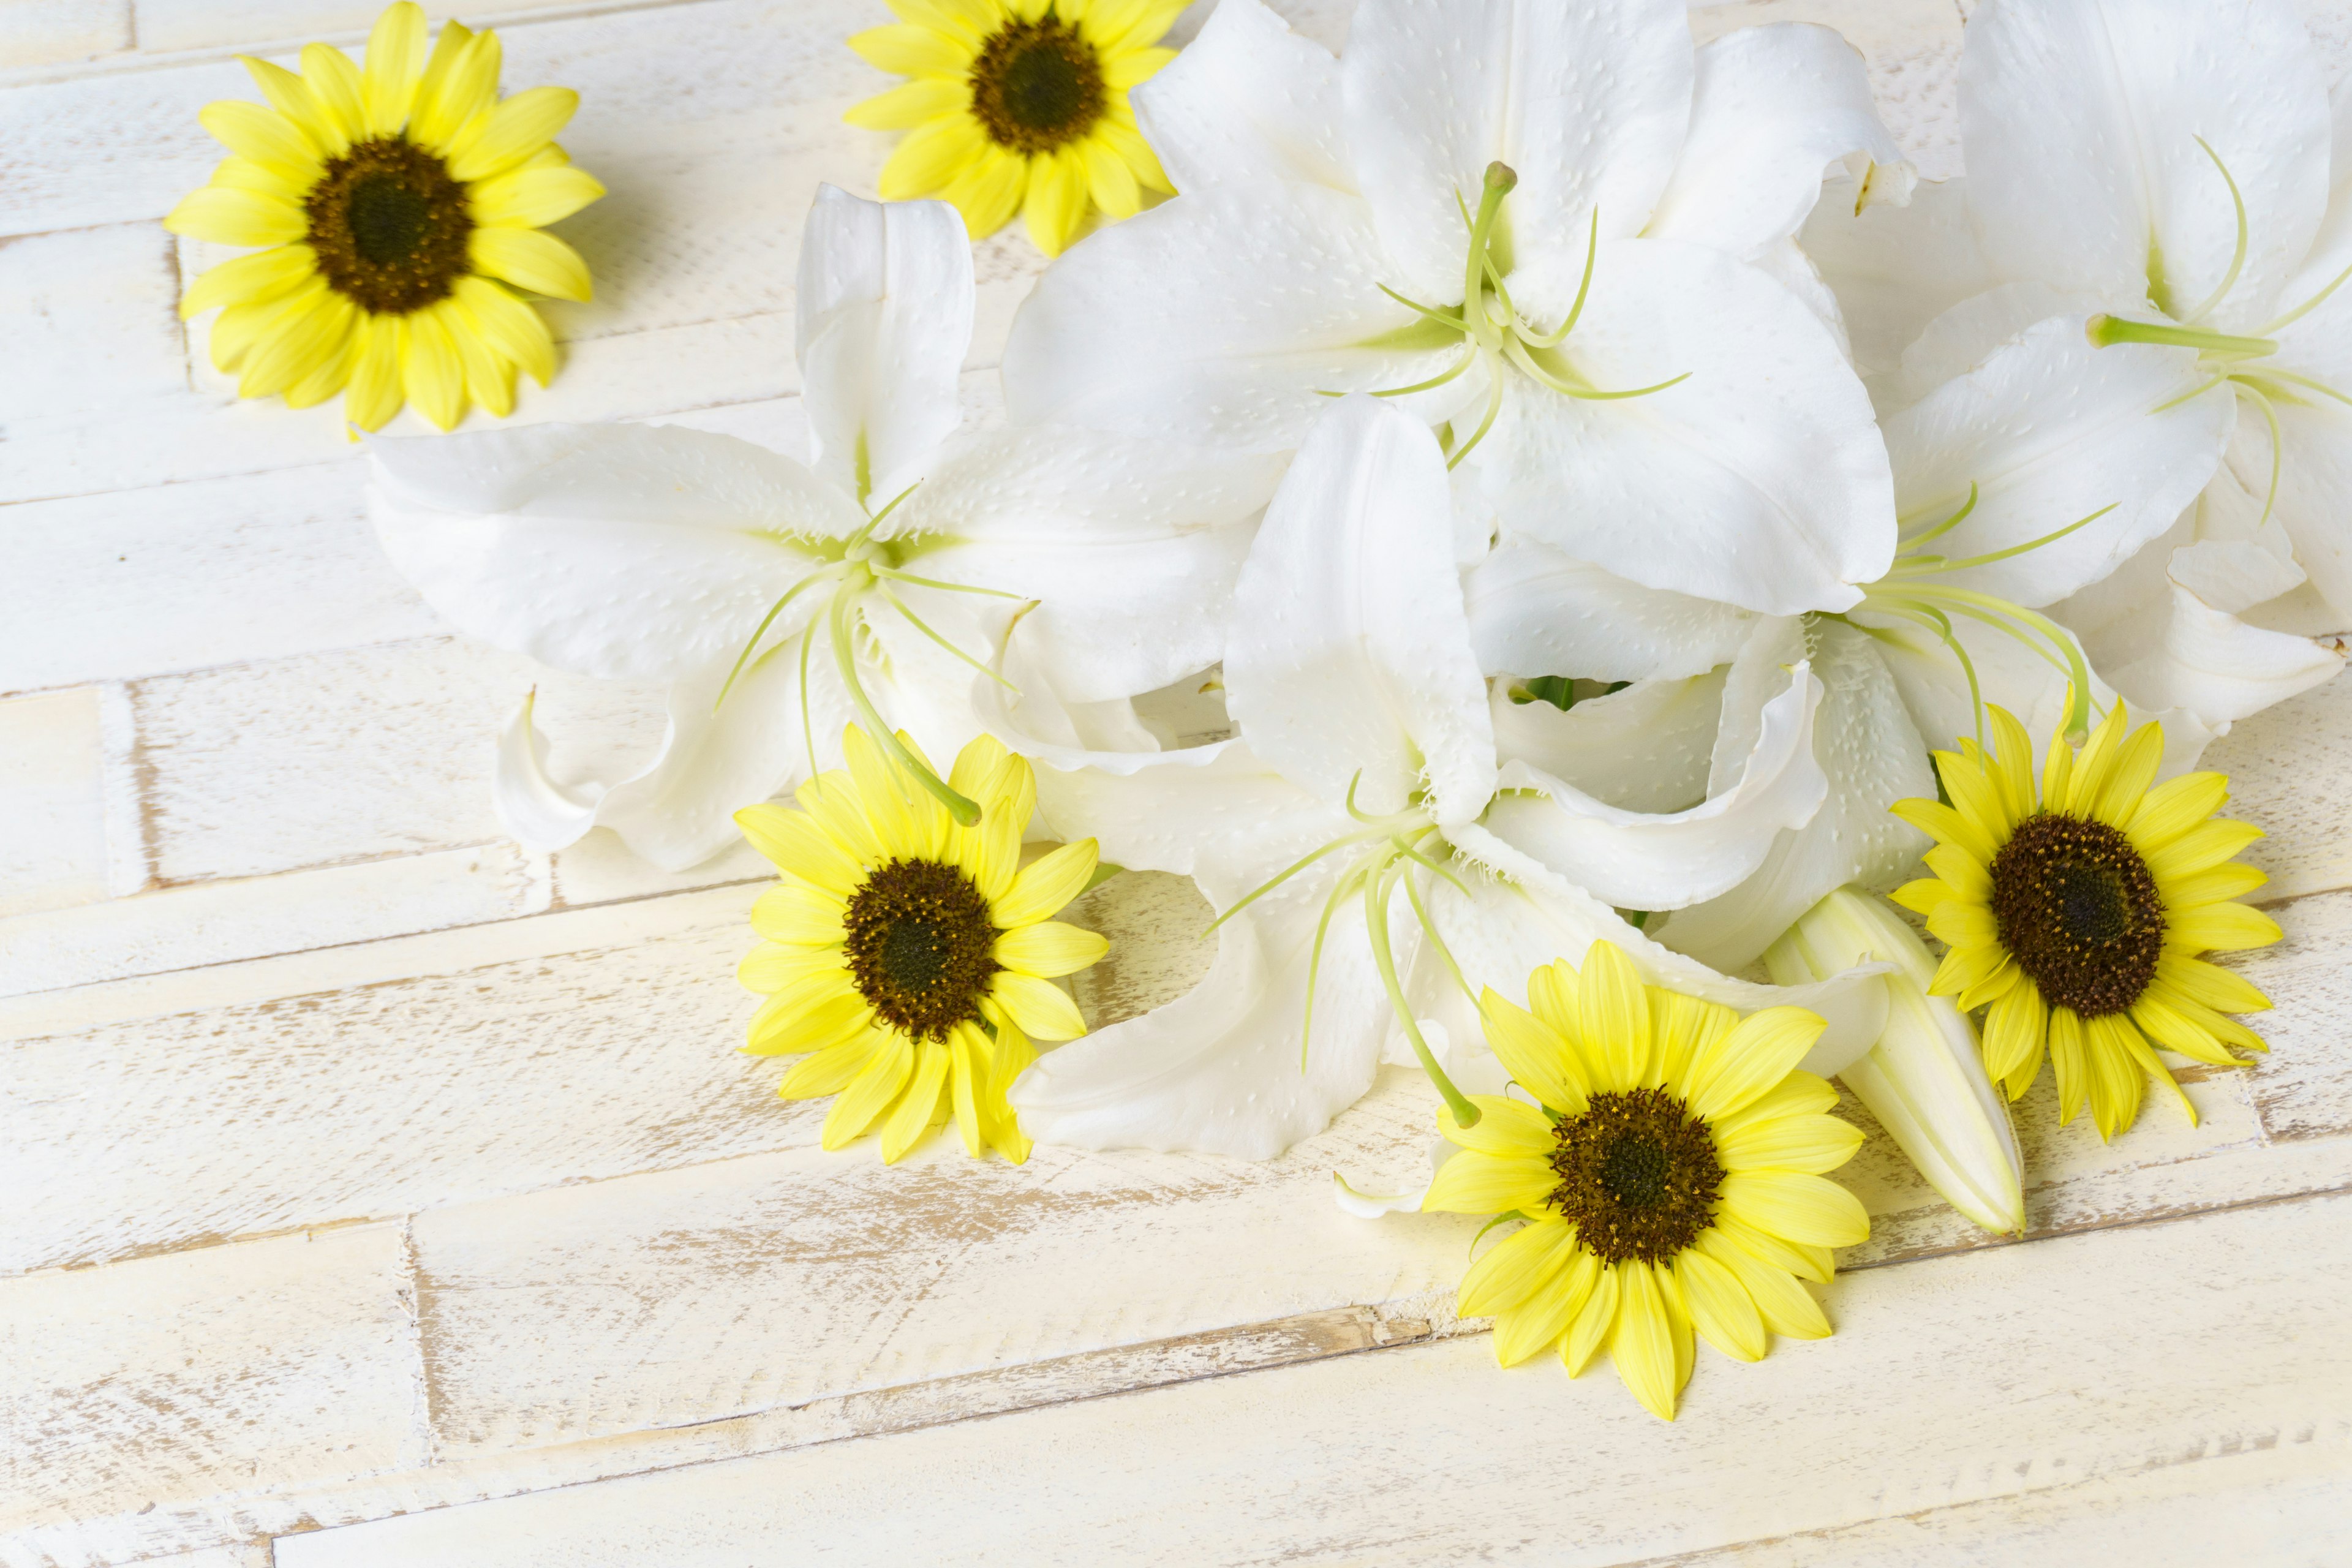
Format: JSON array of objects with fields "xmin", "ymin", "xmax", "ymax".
[
  {"xmin": 268, "ymin": 1190, "xmax": 2352, "ymax": 1567},
  {"xmin": 0, "ymin": 1, "xmax": 129, "ymax": 69},
  {"xmin": 0, "ymin": 1223, "xmax": 420, "ymax": 1547},
  {"xmin": 130, "ymin": 637, "xmax": 665, "ymax": 883},
  {"xmin": 2206, "ymin": 668, "xmax": 2352, "ymax": 905},
  {"xmin": 132, "ymin": 0, "xmax": 592, "ymax": 56},
  {"xmin": 0, "ymin": 688, "xmax": 110, "ymax": 918},
  {"xmin": 1681, "ymin": 1436, "xmax": 2352, "ymax": 1566},
  {"xmin": 0, "ymin": 840, "xmax": 547, "ymax": 998},
  {"xmin": 2236, "ymin": 889, "xmax": 2352, "ymax": 1143}
]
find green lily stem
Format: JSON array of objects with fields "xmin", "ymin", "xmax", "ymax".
[
  {"xmin": 2086, "ymin": 314, "xmax": 2276, "ymax": 357},
  {"xmin": 826, "ymin": 575, "xmax": 981, "ymax": 826},
  {"xmin": 1364, "ymin": 858, "xmax": 1481, "ymax": 1130}
]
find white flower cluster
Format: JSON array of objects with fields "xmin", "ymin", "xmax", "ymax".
[{"xmin": 370, "ymin": 0, "xmax": 2342, "ymax": 1173}]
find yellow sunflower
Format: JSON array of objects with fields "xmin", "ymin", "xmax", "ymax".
[
  {"xmin": 1425, "ymin": 940, "xmax": 1869, "ymax": 1422},
  {"xmin": 734, "ymin": 726, "xmax": 1107, "ymax": 1163},
  {"xmin": 846, "ymin": 0, "xmax": 1181, "ymax": 256},
  {"xmin": 164, "ymin": 1, "xmax": 603, "ymax": 431},
  {"xmin": 1891, "ymin": 702, "xmax": 2280, "ymax": 1140}
]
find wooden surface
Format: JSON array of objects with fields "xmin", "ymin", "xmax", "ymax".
[{"xmin": 4, "ymin": 1, "xmax": 2350, "ymax": 1564}]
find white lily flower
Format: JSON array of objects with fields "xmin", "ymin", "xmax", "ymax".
[
  {"xmin": 1003, "ymin": 0, "xmax": 1902, "ymax": 617},
  {"xmin": 997, "ymin": 396, "xmax": 1889, "ymax": 1158},
  {"xmin": 371, "ymin": 186, "xmax": 1281, "ymax": 869},
  {"xmin": 1798, "ymin": 0, "xmax": 2350, "ymax": 729},
  {"xmin": 1766, "ymin": 887, "xmax": 2026, "ymax": 1237}
]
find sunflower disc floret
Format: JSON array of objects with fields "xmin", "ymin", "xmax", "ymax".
[
  {"xmin": 1892, "ymin": 701, "xmax": 2282, "ymax": 1140},
  {"xmin": 1424, "ymin": 940, "xmax": 1869, "ymax": 1421},
  {"xmin": 734, "ymin": 725, "xmax": 1109, "ymax": 1164}
]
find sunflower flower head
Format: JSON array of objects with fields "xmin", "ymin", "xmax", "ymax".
[
  {"xmin": 733, "ymin": 725, "xmax": 1107, "ymax": 1164},
  {"xmin": 1891, "ymin": 701, "xmax": 2281, "ymax": 1142},
  {"xmin": 1425, "ymin": 941, "xmax": 1869, "ymax": 1422},
  {"xmin": 846, "ymin": 0, "xmax": 1182, "ymax": 256},
  {"xmin": 165, "ymin": 1, "xmax": 603, "ymax": 431}
]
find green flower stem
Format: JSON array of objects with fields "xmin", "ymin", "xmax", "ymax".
[
  {"xmin": 827, "ymin": 574, "xmax": 981, "ymax": 826},
  {"xmin": 1364, "ymin": 857, "xmax": 1480, "ymax": 1130},
  {"xmin": 2086, "ymin": 314, "xmax": 2275, "ymax": 357}
]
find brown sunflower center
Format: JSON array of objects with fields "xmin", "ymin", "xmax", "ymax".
[
  {"xmin": 841, "ymin": 857, "xmax": 1000, "ymax": 1041},
  {"xmin": 969, "ymin": 16, "xmax": 1105, "ymax": 154},
  {"xmin": 304, "ymin": 137, "xmax": 473, "ymax": 314},
  {"xmin": 1988, "ymin": 810, "xmax": 2166, "ymax": 1017},
  {"xmin": 1548, "ymin": 1087, "xmax": 1724, "ymax": 1265}
]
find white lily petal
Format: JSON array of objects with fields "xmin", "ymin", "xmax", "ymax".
[
  {"xmin": 1882, "ymin": 312, "xmax": 2234, "ymax": 607},
  {"xmin": 1646, "ymin": 24, "xmax": 1901, "ymax": 263},
  {"xmin": 796, "ymin": 186, "xmax": 973, "ymax": 503},
  {"xmin": 2262, "ymin": 396, "xmax": 2352, "ymax": 622},
  {"xmin": 1131, "ymin": 0, "xmax": 1352, "ymax": 193},
  {"xmin": 1224, "ymin": 396, "xmax": 1496, "ymax": 826},
  {"xmin": 1343, "ymin": 0, "xmax": 1692, "ymax": 306},
  {"xmin": 1463, "ymin": 538, "xmax": 1755, "ymax": 682},
  {"xmin": 1003, "ymin": 182, "xmax": 1473, "ymax": 451},
  {"xmin": 1333, "ymin": 1167, "xmax": 1434, "ymax": 1218},
  {"xmin": 1884, "ymin": 281, "xmax": 2108, "ymax": 413},
  {"xmin": 368, "ymin": 423, "xmax": 857, "ymax": 680},
  {"xmin": 1433, "ymin": 829, "xmax": 1892, "ymax": 1076},
  {"xmin": 1484, "ymin": 236, "xmax": 1894, "ymax": 615},
  {"xmin": 492, "ymin": 690, "xmax": 611, "ymax": 852},
  {"xmin": 1961, "ymin": 0, "xmax": 2329, "ymax": 330},
  {"xmin": 1486, "ymin": 663, "xmax": 1826, "ymax": 911},
  {"xmin": 596, "ymin": 636, "xmax": 856, "ymax": 872},
  {"xmin": 1009, "ymin": 876, "xmax": 1402, "ymax": 1158},
  {"xmin": 1656, "ymin": 620, "xmax": 1932, "ymax": 973},
  {"xmin": 2098, "ymin": 541, "xmax": 2343, "ymax": 725},
  {"xmin": 1800, "ymin": 175, "xmax": 1996, "ymax": 386},
  {"xmin": 892, "ymin": 427, "xmax": 1285, "ymax": 703},
  {"xmin": 1488, "ymin": 669, "xmax": 1725, "ymax": 816}
]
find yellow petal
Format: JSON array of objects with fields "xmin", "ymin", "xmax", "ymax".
[
  {"xmin": 1676, "ymin": 1247, "xmax": 1766, "ymax": 1362},
  {"xmin": 846, "ymin": 79, "xmax": 970, "ymax": 130},
  {"xmin": 737, "ymin": 940, "xmax": 843, "ymax": 993},
  {"xmin": 1985, "ymin": 704, "xmax": 2038, "ymax": 822},
  {"xmin": 240, "ymin": 289, "xmax": 355, "ymax": 399},
  {"xmin": 281, "ymin": 311, "xmax": 361, "ymax": 407},
  {"xmin": 448, "ymin": 85, "xmax": 581, "ymax": 182},
  {"xmin": 451, "ymin": 274, "xmax": 558, "ymax": 386},
  {"xmin": 2084, "ymin": 1012, "xmax": 2146, "ymax": 1139},
  {"xmin": 1420, "ymin": 1150, "xmax": 1556, "ymax": 1216},
  {"xmin": 2128, "ymin": 770, "xmax": 2229, "ymax": 851},
  {"xmin": 846, "ymin": 22, "xmax": 977, "ymax": 76},
  {"xmin": 1561, "ymin": 1257, "xmax": 1619, "ymax": 1376},
  {"xmin": 777, "ymin": 1031, "xmax": 881, "ymax": 1097},
  {"xmin": 211, "ymin": 282, "xmax": 320, "ymax": 375},
  {"xmin": 1890, "ymin": 875, "xmax": 1956, "ymax": 917},
  {"xmin": 878, "ymin": 115, "xmax": 988, "ymax": 200},
  {"xmin": 2161, "ymin": 861, "xmax": 2267, "ymax": 909},
  {"xmin": 344, "ymin": 312, "xmax": 407, "ymax": 430},
  {"xmin": 736, "ymin": 802, "xmax": 862, "ymax": 895},
  {"xmin": 2166, "ymin": 900, "xmax": 2283, "ymax": 953},
  {"xmin": 981, "ymin": 1016, "xmax": 1035, "ymax": 1164},
  {"xmin": 1101, "ymin": 43, "xmax": 1174, "ymax": 91},
  {"xmin": 442, "ymin": 297, "xmax": 516, "ymax": 417},
  {"xmin": 412, "ymin": 25, "xmax": 501, "ymax": 151},
  {"xmin": 1477, "ymin": 989, "xmax": 1588, "ymax": 1116},
  {"xmin": 1713, "ymin": 1110, "xmax": 1864, "ymax": 1175},
  {"xmin": 1706, "ymin": 1070, "xmax": 1838, "ymax": 1135},
  {"xmin": 362, "ymin": 0, "xmax": 428, "ymax": 137},
  {"xmin": 881, "ymin": 1039, "xmax": 953, "ymax": 1161},
  {"xmin": 1713, "ymin": 1212, "xmax": 1834, "ymax": 1284},
  {"xmin": 995, "ymin": 838, "xmax": 1096, "ymax": 927},
  {"xmin": 2048, "ymin": 1004, "xmax": 2090, "ymax": 1124},
  {"xmin": 989, "ymin": 971, "xmax": 1086, "ymax": 1041},
  {"xmin": 2092, "ymin": 719, "xmax": 2165, "ymax": 827},
  {"xmin": 1439, "ymin": 1095, "xmax": 1556, "ymax": 1159},
  {"xmin": 993, "ymin": 921, "xmax": 1108, "ymax": 979},
  {"xmin": 2130, "ymin": 988, "xmax": 2253, "ymax": 1068},
  {"xmin": 1456, "ymin": 1219, "xmax": 1577, "ymax": 1318},
  {"xmin": 1577, "ymin": 940, "xmax": 1650, "ymax": 1093},
  {"xmin": 940, "ymin": 143, "xmax": 1027, "ymax": 240},
  {"xmin": 2059, "ymin": 702, "xmax": 2130, "ymax": 816},
  {"xmin": 823, "ymin": 1031, "xmax": 914, "ymax": 1148},
  {"xmin": 1684, "ymin": 1005, "xmax": 1823, "ymax": 1123},
  {"xmin": 470, "ymin": 164, "xmax": 606, "ymax": 228},
  {"xmin": 2144, "ymin": 818, "xmax": 2264, "ymax": 881},
  {"xmin": 198, "ymin": 100, "xmax": 322, "ymax": 183},
  {"xmin": 1080, "ymin": 135, "xmax": 1141, "ymax": 219},
  {"xmin": 164, "ymin": 184, "xmax": 307, "ymax": 247},
  {"xmin": 469, "ymin": 225, "xmax": 593, "ymax": 302},
  {"xmin": 1023, "ymin": 146, "xmax": 1089, "ymax": 256},
  {"xmin": 2154, "ymin": 955, "xmax": 2270, "ymax": 1016},
  {"xmin": 948, "ymin": 1025, "xmax": 987, "ymax": 1158},
  {"xmin": 1526, "ymin": 957, "xmax": 1581, "ymax": 1042},
  {"xmin": 1650, "ymin": 990, "xmax": 1728, "ymax": 1096},
  {"xmin": 180, "ymin": 244, "xmax": 319, "ymax": 320},
  {"xmin": 1982, "ymin": 979, "xmax": 2047, "ymax": 1088},
  {"xmin": 239, "ymin": 54, "xmax": 340, "ymax": 157},
  {"xmin": 1696, "ymin": 1228, "xmax": 1829, "ymax": 1338},
  {"xmin": 1611, "ymin": 1262, "xmax": 1681, "ymax": 1420},
  {"xmin": 1720, "ymin": 1170, "xmax": 1869, "ymax": 1248},
  {"xmin": 400, "ymin": 304, "xmax": 467, "ymax": 429},
  {"xmin": 745, "ymin": 976, "xmax": 871, "ymax": 1056},
  {"xmin": 750, "ymin": 881, "xmax": 850, "ymax": 946},
  {"xmin": 1938, "ymin": 749, "xmax": 2012, "ymax": 843},
  {"xmin": 1889, "ymin": 796, "xmax": 1998, "ymax": 864},
  {"xmin": 300, "ymin": 42, "xmax": 369, "ymax": 151},
  {"xmin": 1493, "ymin": 1248, "xmax": 1597, "ymax": 1367}
]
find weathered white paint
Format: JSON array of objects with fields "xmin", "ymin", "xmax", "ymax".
[
  {"xmin": 0, "ymin": 2, "xmax": 130, "ymax": 70},
  {"xmin": 268, "ymin": 1191, "xmax": 2352, "ymax": 1567},
  {"xmin": 0, "ymin": 1223, "xmax": 420, "ymax": 1542},
  {"xmin": 0, "ymin": 688, "xmax": 109, "ymax": 918}
]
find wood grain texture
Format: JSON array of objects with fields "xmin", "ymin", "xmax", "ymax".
[
  {"xmin": 0, "ymin": 688, "xmax": 108, "ymax": 918},
  {"xmin": 0, "ymin": 1223, "xmax": 420, "ymax": 1547},
  {"xmin": 266, "ymin": 1189, "xmax": 2352, "ymax": 1567}
]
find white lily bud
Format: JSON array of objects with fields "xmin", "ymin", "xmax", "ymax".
[{"xmin": 1765, "ymin": 886, "xmax": 2026, "ymax": 1235}]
